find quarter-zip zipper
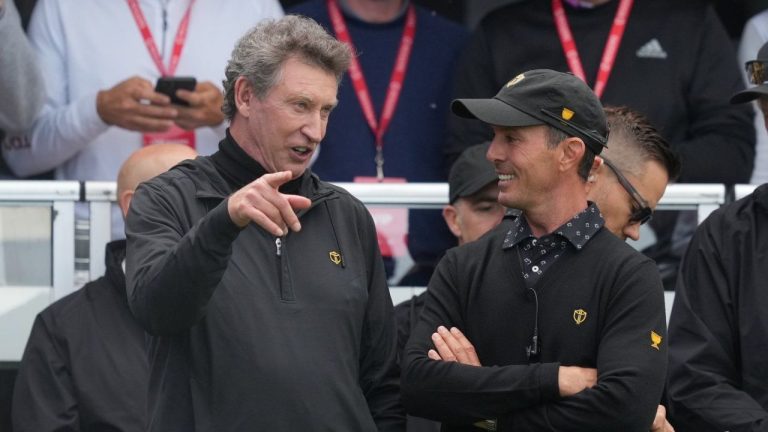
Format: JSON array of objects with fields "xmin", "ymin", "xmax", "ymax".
[{"xmin": 274, "ymin": 191, "xmax": 336, "ymax": 302}]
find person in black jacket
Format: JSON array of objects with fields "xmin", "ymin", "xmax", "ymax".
[
  {"xmin": 449, "ymin": 0, "xmax": 755, "ymax": 292},
  {"xmin": 398, "ymin": 105, "xmax": 680, "ymax": 432},
  {"xmin": 401, "ymin": 69, "xmax": 668, "ymax": 431},
  {"xmin": 125, "ymin": 16, "xmax": 404, "ymax": 431},
  {"xmin": 12, "ymin": 143, "xmax": 197, "ymax": 432},
  {"xmin": 666, "ymin": 41, "xmax": 768, "ymax": 432}
]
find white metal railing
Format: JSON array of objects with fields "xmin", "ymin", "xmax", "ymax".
[
  {"xmin": 0, "ymin": 180, "xmax": 79, "ymax": 361},
  {"xmin": 736, "ymin": 184, "xmax": 758, "ymax": 200},
  {"xmin": 0, "ymin": 180, "xmax": 79, "ymax": 299},
  {"xmin": 85, "ymin": 182, "xmax": 117, "ymax": 281},
  {"xmin": 86, "ymin": 182, "xmax": 729, "ymax": 280},
  {"xmin": 0, "ymin": 181, "xmax": 755, "ymax": 361}
]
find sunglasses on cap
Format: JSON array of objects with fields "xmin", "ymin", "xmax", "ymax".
[
  {"xmin": 602, "ymin": 158, "xmax": 653, "ymax": 225},
  {"xmin": 746, "ymin": 60, "xmax": 768, "ymax": 85}
]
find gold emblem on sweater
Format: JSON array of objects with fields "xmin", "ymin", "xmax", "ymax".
[
  {"xmin": 651, "ymin": 331, "xmax": 662, "ymax": 350},
  {"xmin": 573, "ymin": 309, "xmax": 587, "ymax": 325},
  {"xmin": 329, "ymin": 251, "xmax": 342, "ymax": 266}
]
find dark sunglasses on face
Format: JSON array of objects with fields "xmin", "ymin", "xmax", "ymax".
[
  {"xmin": 746, "ymin": 60, "xmax": 768, "ymax": 85},
  {"xmin": 601, "ymin": 158, "xmax": 653, "ymax": 225}
]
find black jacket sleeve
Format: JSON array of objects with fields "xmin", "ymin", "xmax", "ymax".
[
  {"xmin": 674, "ymin": 5, "xmax": 755, "ymax": 184},
  {"xmin": 401, "ymin": 251, "xmax": 562, "ymax": 425},
  {"xmin": 667, "ymin": 212, "xmax": 768, "ymax": 431},
  {"xmin": 126, "ymin": 179, "xmax": 241, "ymax": 335},
  {"xmin": 12, "ymin": 315, "xmax": 79, "ymax": 432},
  {"xmin": 502, "ymin": 259, "xmax": 668, "ymax": 431},
  {"xmin": 355, "ymin": 201, "xmax": 407, "ymax": 431}
]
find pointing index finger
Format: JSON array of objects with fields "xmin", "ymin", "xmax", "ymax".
[{"xmin": 262, "ymin": 171, "xmax": 295, "ymax": 189}]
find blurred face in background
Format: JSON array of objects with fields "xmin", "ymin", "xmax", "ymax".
[{"xmin": 443, "ymin": 182, "xmax": 505, "ymax": 245}]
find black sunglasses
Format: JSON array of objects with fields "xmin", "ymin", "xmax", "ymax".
[
  {"xmin": 746, "ymin": 60, "xmax": 768, "ymax": 85},
  {"xmin": 601, "ymin": 158, "xmax": 653, "ymax": 225}
]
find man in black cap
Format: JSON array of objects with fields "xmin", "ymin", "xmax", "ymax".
[
  {"xmin": 401, "ymin": 69, "xmax": 667, "ymax": 431},
  {"xmin": 666, "ymin": 41, "xmax": 768, "ymax": 431}
]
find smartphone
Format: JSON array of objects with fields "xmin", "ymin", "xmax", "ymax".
[{"xmin": 155, "ymin": 76, "xmax": 197, "ymax": 106}]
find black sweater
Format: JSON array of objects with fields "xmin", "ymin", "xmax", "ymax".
[
  {"xmin": 449, "ymin": 0, "xmax": 754, "ymax": 184},
  {"xmin": 402, "ymin": 220, "xmax": 667, "ymax": 431},
  {"xmin": 13, "ymin": 240, "xmax": 148, "ymax": 432},
  {"xmin": 125, "ymin": 135, "xmax": 403, "ymax": 431}
]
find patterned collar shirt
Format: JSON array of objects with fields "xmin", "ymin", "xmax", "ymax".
[{"xmin": 503, "ymin": 202, "xmax": 605, "ymax": 289}]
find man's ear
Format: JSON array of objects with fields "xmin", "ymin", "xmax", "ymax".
[
  {"xmin": 588, "ymin": 156, "xmax": 604, "ymax": 183},
  {"xmin": 234, "ymin": 76, "xmax": 253, "ymax": 118},
  {"xmin": 584, "ymin": 156, "xmax": 603, "ymax": 194},
  {"xmin": 442, "ymin": 205, "xmax": 462, "ymax": 239},
  {"xmin": 119, "ymin": 190, "xmax": 134, "ymax": 219}
]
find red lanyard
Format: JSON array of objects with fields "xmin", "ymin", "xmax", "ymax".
[
  {"xmin": 327, "ymin": 0, "xmax": 416, "ymax": 180},
  {"xmin": 552, "ymin": 0, "xmax": 633, "ymax": 99},
  {"xmin": 127, "ymin": 0, "xmax": 195, "ymax": 77}
]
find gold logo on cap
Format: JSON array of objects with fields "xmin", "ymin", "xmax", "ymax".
[
  {"xmin": 506, "ymin": 73, "xmax": 525, "ymax": 88},
  {"xmin": 561, "ymin": 108, "xmax": 575, "ymax": 121},
  {"xmin": 329, "ymin": 251, "xmax": 343, "ymax": 266},
  {"xmin": 573, "ymin": 308, "xmax": 587, "ymax": 325},
  {"xmin": 651, "ymin": 331, "xmax": 662, "ymax": 350}
]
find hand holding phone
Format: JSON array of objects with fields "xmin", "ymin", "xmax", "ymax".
[
  {"xmin": 155, "ymin": 76, "xmax": 197, "ymax": 106},
  {"xmin": 172, "ymin": 81, "xmax": 226, "ymax": 130},
  {"xmin": 96, "ymin": 76, "xmax": 177, "ymax": 132}
]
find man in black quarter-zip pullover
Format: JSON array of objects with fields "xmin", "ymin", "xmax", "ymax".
[
  {"xmin": 401, "ymin": 69, "xmax": 667, "ymax": 431},
  {"xmin": 125, "ymin": 16, "xmax": 403, "ymax": 432}
]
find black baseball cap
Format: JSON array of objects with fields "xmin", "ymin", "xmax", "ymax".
[
  {"xmin": 731, "ymin": 41, "xmax": 768, "ymax": 104},
  {"xmin": 452, "ymin": 69, "xmax": 608, "ymax": 154},
  {"xmin": 449, "ymin": 143, "xmax": 497, "ymax": 204}
]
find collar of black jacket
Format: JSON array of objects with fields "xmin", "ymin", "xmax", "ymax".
[
  {"xmin": 210, "ymin": 130, "xmax": 304, "ymax": 195},
  {"xmin": 105, "ymin": 239, "xmax": 127, "ymax": 299}
]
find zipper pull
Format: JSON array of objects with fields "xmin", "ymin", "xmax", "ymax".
[{"xmin": 275, "ymin": 237, "xmax": 282, "ymax": 256}]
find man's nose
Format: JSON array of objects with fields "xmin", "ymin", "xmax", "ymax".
[
  {"xmin": 302, "ymin": 112, "xmax": 324, "ymax": 143},
  {"xmin": 624, "ymin": 222, "xmax": 641, "ymax": 242}
]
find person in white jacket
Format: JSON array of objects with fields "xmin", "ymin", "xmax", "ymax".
[{"xmin": 1, "ymin": 0, "xmax": 283, "ymax": 237}]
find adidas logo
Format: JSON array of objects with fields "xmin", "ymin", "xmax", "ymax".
[{"xmin": 636, "ymin": 38, "xmax": 667, "ymax": 59}]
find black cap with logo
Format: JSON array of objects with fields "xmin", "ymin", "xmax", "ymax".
[
  {"xmin": 449, "ymin": 142, "xmax": 497, "ymax": 204},
  {"xmin": 731, "ymin": 41, "xmax": 768, "ymax": 104},
  {"xmin": 451, "ymin": 69, "xmax": 608, "ymax": 154}
]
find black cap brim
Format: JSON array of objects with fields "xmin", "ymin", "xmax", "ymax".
[
  {"xmin": 731, "ymin": 84, "xmax": 768, "ymax": 104},
  {"xmin": 452, "ymin": 98, "xmax": 543, "ymax": 127}
]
